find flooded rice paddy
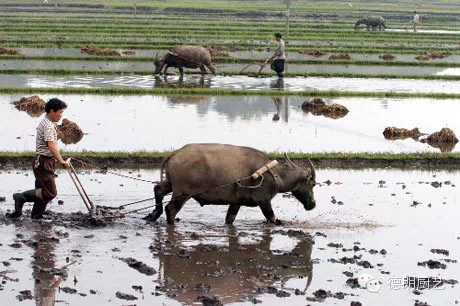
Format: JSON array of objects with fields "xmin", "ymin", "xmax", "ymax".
[
  {"xmin": 0, "ymin": 168, "xmax": 458, "ymax": 305},
  {"xmin": 14, "ymin": 48, "xmax": 460, "ymax": 63},
  {"xmin": 2, "ymin": 60, "xmax": 459, "ymax": 76},
  {"xmin": 1, "ymin": 94, "xmax": 459, "ymax": 153},
  {"xmin": 0, "ymin": 74, "xmax": 459, "ymax": 94}
]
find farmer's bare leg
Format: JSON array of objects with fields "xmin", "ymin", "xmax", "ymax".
[
  {"xmin": 165, "ymin": 193, "xmax": 190, "ymax": 225},
  {"xmin": 225, "ymin": 204, "xmax": 241, "ymax": 225}
]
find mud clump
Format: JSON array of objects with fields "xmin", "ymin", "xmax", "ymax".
[
  {"xmin": 81, "ymin": 46, "xmax": 121, "ymax": 56},
  {"xmin": 299, "ymin": 49, "xmax": 325, "ymax": 57},
  {"xmin": 60, "ymin": 287, "xmax": 77, "ymax": 294},
  {"xmin": 116, "ymin": 291, "xmax": 137, "ymax": 301},
  {"xmin": 417, "ymin": 260, "xmax": 446, "ymax": 269},
  {"xmin": 12, "ymin": 95, "xmax": 46, "ymax": 117},
  {"xmin": 420, "ymin": 128, "xmax": 458, "ymax": 152},
  {"xmin": 416, "ymin": 52, "xmax": 448, "ymax": 61},
  {"xmin": 0, "ymin": 46, "xmax": 20, "ymax": 55},
  {"xmin": 57, "ymin": 119, "xmax": 84, "ymax": 144},
  {"xmin": 430, "ymin": 249, "xmax": 449, "ymax": 256},
  {"xmin": 383, "ymin": 127, "xmax": 423, "ymax": 140},
  {"xmin": 301, "ymin": 98, "xmax": 349, "ymax": 119},
  {"xmin": 16, "ymin": 290, "xmax": 33, "ymax": 301},
  {"xmin": 121, "ymin": 50, "xmax": 136, "ymax": 55},
  {"xmin": 379, "ymin": 53, "xmax": 397, "ymax": 60},
  {"xmin": 206, "ymin": 46, "xmax": 230, "ymax": 57},
  {"xmin": 119, "ymin": 257, "xmax": 157, "ymax": 275},
  {"xmin": 197, "ymin": 295, "xmax": 223, "ymax": 306},
  {"xmin": 329, "ymin": 53, "xmax": 353, "ymax": 60}
]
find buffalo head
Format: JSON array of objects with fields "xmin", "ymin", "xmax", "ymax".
[
  {"xmin": 284, "ymin": 153, "xmax": 316, "ymax": 211},
  {"xmin": 355, "ymin": 17, "xmax": 367, "ymax": 29},
  {"xmin": 153, "ymin": 54, "xmax": 166, "ymax": 75}
]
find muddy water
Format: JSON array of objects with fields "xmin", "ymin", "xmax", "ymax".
[
  {"xmin": 0, "ymin": 74, "xmax": 458, "ymax": 94},
  {"xmin": 0, "ymin": 168, "xmax": 458, "ymax": 306},
  {"xmin": 3, "ymin": 60, "xmax": 458, "ymax": 76},
  {"xmin": 13, "ymin": 48, "xmax": 460, "ymax": 63},
  {"xmin": 1, "ymin": 94, "xmax": 459, "ymax": 153}
]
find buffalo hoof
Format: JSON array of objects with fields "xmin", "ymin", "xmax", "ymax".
[
  {"xmin": 275, "ymin": 219, "xmax": 283, "ymax": 225},
  {"xmin": 143, "ymin": 210, "xmax": 162, "ymax": 223}
]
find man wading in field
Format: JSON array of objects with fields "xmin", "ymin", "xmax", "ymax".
[
  {"xmin": 265, "ymin": 32, "xmax": 286, "ymax": 78},
  {"xmin": 413, "ymin": 11, "xmax": 420, "ymax": 32},
  {"xmin": 7, "ymin": 98, "xmax": 71, "ymax": 219}
]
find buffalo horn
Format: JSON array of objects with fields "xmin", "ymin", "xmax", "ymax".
[{"xmin": 306, "ymin": 158, "xmax": 316, "ymax": 180}]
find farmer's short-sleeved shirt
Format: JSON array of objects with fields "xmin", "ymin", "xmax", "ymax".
[
  {"xmin": 414, "ymin": 14, "xmax": 420, "ymax": 23},
  {"xmin": 36, "ymin": 115, "xmax": 58, "ymax": 156},
  {"xmin": 277, "ymin": 39, "xmax": 286, "ymax": 59}
]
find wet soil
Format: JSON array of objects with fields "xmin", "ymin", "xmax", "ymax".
[
  {"xmin": 0, "ymin": 46, "xmax": 20, "ymax": 55},
  {"xmin": 57, "ymin": 118, "xmax": 84, "ymax": 145},
  {"xmin": 301, "ymin": 98, "xmax": 349, "ymax": 119},
  {"xmin": 379, "ymin": 54, "xmax": 397, "ymax": 61},
  {"xmin": 416, "ymin": 52, "xmax": 449, "ymax": 61},
  {"xmin": 299, "ymin": 49, "xmax": 325, "ymax": 57},
  {"xmin": 383, "ymin": 127, "xmax": 423, "ymax": 140},
  {"xmin": 0, "ymin": 168, "xmax": 458, "ymax": 305},
  {"xmin": 420, "ymin": 128, "xmax": 459, "ymax": 153},
  {"xmin": 80, "ymin": 46, "xmax": 121, "ymax": 56},
  {"xmin": 12, "ymin": 95, "xmax": 46, "ymax": 117},
  {"xmin": 329, "ymin": 53, "xmax": 353, "ymax": 60}
]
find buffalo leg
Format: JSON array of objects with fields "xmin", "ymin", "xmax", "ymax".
[
  {"xmin": 178, "ymin": 67, "xmax": 184, "ymax": 76},
  {"xmin": 225, "ymin": 204, "xmax": 241, "ymax": 225},
  {"xmin": 259, "ymin": 203, "xmax": 281, "ymax": 225},
  {"xmin": 145, "ymin": 181, "xmax": 171, "ymax": 222},
  {"xmin": 208, "ymin": 65, "xmax": 216, "ymax": 75},
  {"xmin": 165, "ymin": 193, "xmax": 190, "ymax": 225},
  {"xmin": 163, "ymin": 65, "xmax": 169, "ymax": 75},
  {"xmin": 200, "ymin": 66, "xmax": 207, "ymax": 75}
]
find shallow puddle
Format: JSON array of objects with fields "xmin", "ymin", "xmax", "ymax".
[
  {"xmin": 0, "ymin": 168, "xmax": 458, "ymax": 305},
  {"xmin": 1, "ymin": 94, "xmax": 459, "ymax": 153},
  {"xmin": 0, "ymin": 74, "xmax": 458, "ymax": 94}
]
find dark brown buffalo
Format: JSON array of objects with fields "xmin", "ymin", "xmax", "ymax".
[
  {"xmin": 145, "ymin": 143, "xmax": 316, "ymax": 225},
  {"xmin": 153, "ymin": 45, "xmax": 216, "ymax": 76}
]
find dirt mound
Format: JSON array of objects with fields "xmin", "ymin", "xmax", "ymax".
[
  {"xmin": 81, "ymin": 46, "xmax": 121, "ymax": 56},
  {"xmin": 12, "ymin": 95, "xmax": 46, "ymax": 117},
  {"xmin": 0, "ymin": 46, "xmax": 20, "ymax": 55},
  {"xmin": 301, "ymin": 98, "xmax": 349, "ymax": 119},
  {"xmin": 421, "ymin": 128, "xmax": 458, "ymax": 152},
  {"xmin": 379, "ymin": 54, "xmax": 397, "ymax": 60},
  {"xmin": 299, "ymin": 49, "xmax": 325, "ymax": 57},
  {"xmin": 121, "ymin": 50, "xmax": 136, "ymax": 55},
  {"xmin": 206, "ymin": 46, "xmax": 230, "ymax": 57},
  {"xmin": 329, "ymin": 53, "xmax": 353, "ymax": 60},
  {"xmin": 383, "ymin": 127, "xmax": 422, "ymax": 140},
  {"xmin": 57, "ymin": 119, "xmax": 84, "ymax": 144},
  {"xmin": 416, "ymin": 52, "xmax": 448, "ymax": 61}
]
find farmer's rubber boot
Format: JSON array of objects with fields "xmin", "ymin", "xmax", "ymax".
[
  {"xmin": 31, "ymin": 200, "xmax": 48, "ymax": 220},
  {"xmin": 8, "ymin": 189, "xmax": 38, "ymax": 218}
]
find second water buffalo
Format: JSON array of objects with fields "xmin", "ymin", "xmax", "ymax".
[
  {"xmin": 153, "ymin": 45, "xmax": 216, "ymax": 76},
  {"xmin": 355, "ymin": 16, "xmax": 386, "ymax": 31}
]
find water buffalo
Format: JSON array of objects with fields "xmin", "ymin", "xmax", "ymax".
[
  {"xmin": 153, "ymin": 45, "xmax": 216, "ymax": 76},
  {"xmin": 144, "ymin": 143, "xmax": 316, "ymax": 225},
  {"xmin": 355, "ymin": 16, "xmax": 386, "ymax": 31}
]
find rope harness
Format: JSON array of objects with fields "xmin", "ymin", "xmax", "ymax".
[{"xmin": 68, "ymin": 158, "xmax": 281, "ymax": 220}]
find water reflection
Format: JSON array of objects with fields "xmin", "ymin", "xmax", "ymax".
[
  {"xmin": 152, "ymin": 227, "xmax": 313, "ymax": 304},
  {"xmin": 32, "ymin": 225, "xmax": 67, "ymax": 306},
  {"xmin": 153, "ymin": 75, "xmax": 211, "ymax": 88}
]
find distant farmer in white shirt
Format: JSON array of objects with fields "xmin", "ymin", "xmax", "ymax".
[
  {"xmin": 265, "ymin": 33, "xmax": 286, "ymax": 78},
  {"xmin": 413, "ymin": 11, "xmax": 420, "ymax": 32}
]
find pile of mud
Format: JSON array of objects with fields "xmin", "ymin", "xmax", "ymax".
[
  {"xmin": 421, "ymin": 128, "xmax": 459, "ymax": 152},
  {"xmin": 0, "ymin": 46, "xmax": 20, "ymax": 55},
  {"xmin": 378, "ymin": 54, "xmax": 397, "ymax": 60},
  {"xmin": 81, "ymin": 46, "xmax": 121, "ymax": 56},
  {"xmin": 383, "ymin": 127, "xmax": 458, "ymax": 152},
  {"xmin": 383, "ymin": 127, "xmax": 422, "ymax": 140},
  {"xmin": 301, "ymin": 98, "xmax": 349, "ymax": 119},
  {"xmin": 121, "ymin": 50, "xmax": 136, "ymax": 55},
  {"xmin": 416, "ymin": 52, "xmax": 448, "ymax": 61},
  {"xmin": 299, "ymin": 49, "xmax": 325, "ymax": 57},
  {"xmin": 206, "ymin": 46, "xmax": 231, "ymax": 57},
  {"xmin": 12, "ymin": 95, "xmax": 46, "ymax": 117},
  {"xmin": 0, "ymin": 205, "xmax": 125, "ymax": 228},
  {"xmin": 329, "ymin": 53, "xmax": 353, "ymax": 60},
  {"xmin": 57, "ymin": 119, "xmax": 84, "ymax": 144}
]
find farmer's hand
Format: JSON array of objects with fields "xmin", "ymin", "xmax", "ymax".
[{"xmin": 61, "ymin": 158, "xmax": 71, "ymax": 168}]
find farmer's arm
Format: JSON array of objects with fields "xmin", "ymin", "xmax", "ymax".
[
  {"xmin": 265, "ymin": 50, "xmax": 281, "ymax": 63},
  {"xmin": 47, "ymin": 141, "xmax": 70, "ymax": 167}
]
